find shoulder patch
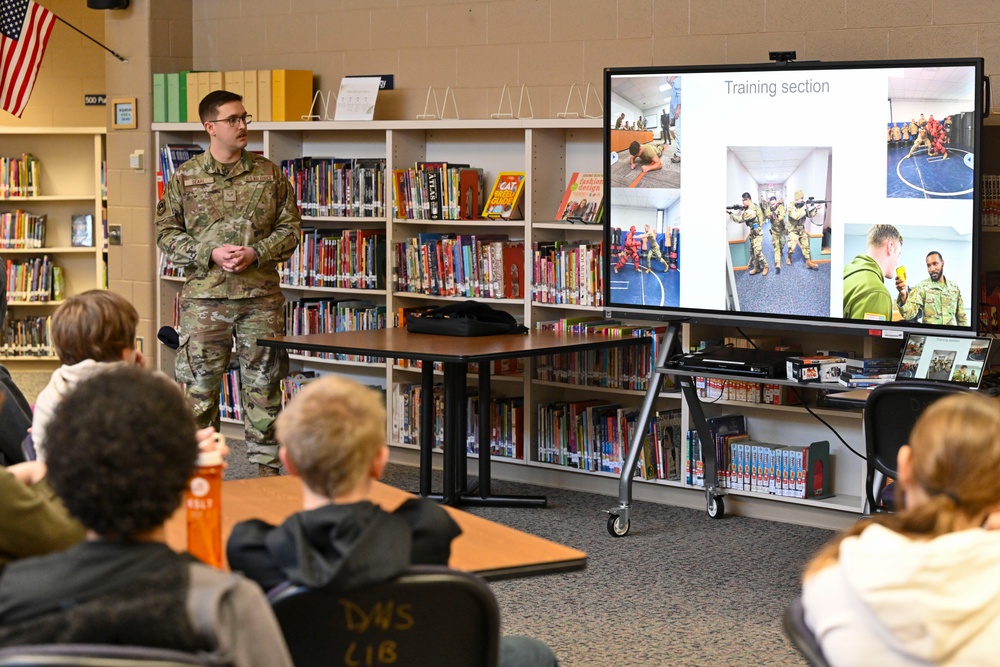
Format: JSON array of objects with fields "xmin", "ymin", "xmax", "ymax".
[
  {"xmin": 156, "ymin": 198, "xmax": 168, "ymax": 217},
  {"xmin": 184, "ymin": 177, "xmax": 215, "ymax": 186},
  {"xmin": 244, "ymin": 175, "xmax": 274, "ymax": 182}
]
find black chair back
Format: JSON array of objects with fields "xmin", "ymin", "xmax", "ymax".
[
  {"xmin": 0, "ymin": 644, "xmax": 219, "ymax": 666},
  {"xmin": 863, "ymin": 380, "xmax": 971, "ymax": 513},
  {"xmin": 782, "ymin": 597, "xmax": 830, "ymax": 667},
  {"xmin": 268, "ymin": 565, "xmax": 500, "ymax": 667}
]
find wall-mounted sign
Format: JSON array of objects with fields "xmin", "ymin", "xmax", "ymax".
[
  {"xmin": 112, "ymin": 97, "xmax": 137, "ymax": 129},
  {"xmin": 84, "ymin": 94, "xmax": 107, "ymax": 106}
]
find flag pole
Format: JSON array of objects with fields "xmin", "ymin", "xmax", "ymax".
[{"xmin": 54, "ymin": 15, "xmax": 127, "ymax": 63}]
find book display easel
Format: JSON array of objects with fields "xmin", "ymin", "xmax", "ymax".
[
  {"xmin": 153, "ymin": 118, "xmax": 873, "ymax": 529},
  {"xmin": 0, "ymin": 128, "xmax": 106, "ymax": 365}
]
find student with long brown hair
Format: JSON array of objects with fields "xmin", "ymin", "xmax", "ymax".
[{"xmin": 802, "ymin": 392, "xmax": 1000, "ymax": 666}]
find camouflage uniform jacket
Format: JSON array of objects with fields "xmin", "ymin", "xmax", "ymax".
[
  {"xmin": 768, "ymin": 203, "xmax": 786, "ymax": 232},
  {"xmin": 898, "ymin": 276, "xmax": 968, "ymax": 326},
  {"xmin": 730, "ymin": 203, "xmax": 763, "ymax": 236},
  {"xmin": 788, "ymin": 201, "xmax": 819, "ymax": 224},
  {"xmin": 154, "ymin": 149, "xmax": 301, "ymax": 299}
]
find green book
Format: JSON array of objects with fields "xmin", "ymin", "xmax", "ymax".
[
  {"xmin": 152, "ymin": 73, "xmax": 166, "ymax": 123},
  {"xmin": 177, "ymin": 71, "xmax": 189, "ymax": 122},
  {"xmin": 166, "ymin": 72, "xmax": 181, "ymax": 123}
]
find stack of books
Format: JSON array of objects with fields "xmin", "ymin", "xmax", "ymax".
[{"xmin": 837, "ymin": 357, "xmax": 898, "ymax": 387}]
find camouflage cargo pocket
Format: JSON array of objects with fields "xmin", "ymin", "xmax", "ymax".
[{"xmin": 173, "ymin": 333, "xmax": 194, "ymax": 386}]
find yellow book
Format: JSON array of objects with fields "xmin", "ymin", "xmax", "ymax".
[
  {"xmin": 271, "ymin": 69, "xmax": 313, "ymax": 122},
  {"xmin": 186, "ymin": 71, "xmax": 200, "ymax": 121},
  {"xmin": 242, "ymin": 70, "xmax": 259, "ymax": 119},
  {"xmin": 224, "ymin": 70, "xmax": 243, "ymax": 99},
  {"xmin": 208, "ymin": 71, "xmax": 223, "ymax": 94},
  {"xmin": 196, "ymin": 72, "xmax": 213, "ymax": 109},
  {"xmin": 256, "ymin": 69, "xmax": 272, "ymax": 122}
]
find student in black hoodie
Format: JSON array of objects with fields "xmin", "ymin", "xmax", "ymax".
[{"xmin": 227, "ymin": 375, "xmax": 559, "ymax": 667}]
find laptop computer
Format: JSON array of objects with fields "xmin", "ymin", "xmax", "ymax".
[{"xmin": 896, "ymin": 333, "xmax": 993, "ymax": 390}]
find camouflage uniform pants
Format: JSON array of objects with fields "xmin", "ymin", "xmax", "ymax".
[
  {"xmin": 788, "ymin": 222, "xmax": 811, "ymax": 260},
  {"xmin": 770, "ymin": 223, "xmax": 787, "ymax": 264},
  {"xmin": 748, "ymin": 232, "xmax": 767, "ymax": 270},
  {"xmin": 646, "ymin": 245, "xmax": 668, "ymax": 270},
  {"xmin": 174, "ymin": 292, "xmax": 288, "ymax": 466}
]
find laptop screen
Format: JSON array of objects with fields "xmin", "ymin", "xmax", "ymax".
[{"xmin": 897, "ymin": 334, "xmax": 993, "ymax": 390}]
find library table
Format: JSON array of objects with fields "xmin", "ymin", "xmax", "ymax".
[
  {"xmin": 258, "ymin": 328, "xmax": 650, "ymax": 507},
  {"xmin": 165, "ymin": 476, "xmax": 587, "ymax": 580}
]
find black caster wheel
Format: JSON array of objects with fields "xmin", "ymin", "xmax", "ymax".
[
  {"xmin": 607, "ymin": 514, "xmax": 630, "ymax": 537},
  {"xmin": 707, "ymin": 495, "xmax": 725, "ymax": 519}
]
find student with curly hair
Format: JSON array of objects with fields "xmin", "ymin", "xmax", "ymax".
[
  {"xmin": 802, "ymin": 392, "xmax": 1000, "ymax": 666},
  {"xmin": 0, "ymin": 366, "xmax": 292, "ymax": 666}
]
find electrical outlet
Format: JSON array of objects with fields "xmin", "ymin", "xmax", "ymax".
[{"xmin": 108, "ymin": 225, "xmax": 122, "ymax": 245}]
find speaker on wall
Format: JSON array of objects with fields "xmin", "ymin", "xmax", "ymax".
[{"xmin": 87, "ymin": 0, "xmax": 129, "ymax": 8}]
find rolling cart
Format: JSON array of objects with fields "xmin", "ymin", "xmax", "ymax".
[{"xmin": 605, "ymin": 320, "xmax": 726, "ymax": 536}]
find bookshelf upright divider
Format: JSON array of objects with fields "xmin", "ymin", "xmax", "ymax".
[{"xmin": 0, "ymin": 127, "xmax": 107, "ymax": 368}]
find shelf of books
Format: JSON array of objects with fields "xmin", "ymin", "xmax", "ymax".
[
  {"xmin": 0, "ymin": 128, "xmax": 106, "ymax": 365},
  {"xmin": 153, "ymin": 119, "xmax": 878, "ymax": 527}
]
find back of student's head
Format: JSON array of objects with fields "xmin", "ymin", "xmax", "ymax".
[
  {"xmin": 899, "ymin": 392, "xmax": 1000, "ymax": 534},
  {"xmin": 276, "ymin": 376, "xmax": 386, "ymax": 499},
  {"xmin": 44, "ymin": 365, "xmax": 198, "ymax": 540},
  {"xmin": 51, "ymin": 290, "xmax": 137, "ymax": 365}
]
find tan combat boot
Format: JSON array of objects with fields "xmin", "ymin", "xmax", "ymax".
[
  {"xmin": 786, "ymin": 251, "xmax": 792, "ymax": 265},
  {"xmin": 748, "ymin": 267, "xmax": 759, "ymax": 275},
  {"xmin": 762, "ymin": 265, "xmax": 769, "ymax": 276},
  {"xmin": 806, "ymin": 260, "xmax": 818, "ymax": 270}
]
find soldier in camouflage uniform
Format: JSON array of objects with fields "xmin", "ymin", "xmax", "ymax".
[
  {"xmin": 765, "ymin": 195, "xmax": 787, "ymax": 274},
  {"xmin": 896, "ymin": 251, "xmax": 969, "ymax": 326},
  {"xmin": 642, "ymin": 224, "xmax": 669, "ymax": 272},
  {"xmin": 154, "ymin": 90, "xmax": 301, "ymax": 476},
  {"xmin": 730, "ymin": 192, "xmax": 767, "ymax": 276},
  {"xmin": 787, "ymin": 189, "xmax": 820, "ymax": 270}
]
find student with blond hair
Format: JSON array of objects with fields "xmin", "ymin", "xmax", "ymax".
[
  {"xmin": 227, "ymin": 375, "xmax": 560, "ymax": 667},
  {"xmin": 802, "ymin": 392, "xmax": 1000, "ymax": 666}
]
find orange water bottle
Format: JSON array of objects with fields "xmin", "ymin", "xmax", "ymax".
[{"xmin": 186, "ymin": 442, "xmax": 224, "ymax": 567}]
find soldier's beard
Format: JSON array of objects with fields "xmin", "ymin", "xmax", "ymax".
[{"xmin": 930, "ymin": 271, "xmax": 942, "ymax": 281}]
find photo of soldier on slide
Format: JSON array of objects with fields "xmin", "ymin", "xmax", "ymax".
[{"xmin": 725, "ymin": 146, "xmax": 832, "ymax": 317}]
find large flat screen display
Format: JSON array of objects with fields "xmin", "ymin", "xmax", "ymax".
[{"xmin": 604, "ymin": 58, "xmax": 985, "ymax": 335}]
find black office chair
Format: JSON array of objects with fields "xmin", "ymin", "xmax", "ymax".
[
  {"xmin": 0, "ymin": 644, "xmax": 220, "ymax": 666},
  {"xmin": 864, "ymin": 380, "xmax": 972, "ymax": 514},
  {"xmin": 782, "ymin": 597, "xmax": 830, "ymax": 667},
  {"xmin": 268, "ymin": 565, "xmax": 501, "ymax": 667}
]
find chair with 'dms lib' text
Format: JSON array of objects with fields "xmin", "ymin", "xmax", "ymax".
[
  {"xmin": 864, "ymin": 380, "xmax": 972, "ymax": 514},
  {"xmin": 267, "ymin": 565, "xmax": 501, "ymax": 667}
]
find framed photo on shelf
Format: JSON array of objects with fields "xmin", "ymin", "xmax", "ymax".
[
  {"xmin": 112, "ymin": 97, "xmax": 137, "ymax": 129},
  {"xmin": 71, "ymin": 214, "xmax": 94, "ymax": 247}
]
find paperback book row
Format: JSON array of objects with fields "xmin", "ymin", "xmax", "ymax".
[
  {"xmin": 0, "ymin": 211, "xmax": 45, "ymax": 248},
  {"xmin": 280, "ymin": 371, "xmax": 387, "ymax": 409},
  {"xmin": 278, "ymin": 227, "xmax": 386, "ymax": 290},
  {"xmin": 982, "ymin": 174, "xmax": 1000, "ymax": 227},
  {"xmin": 391, "ymin": 163, "xmax": 487, "ymax": 221},
  {"xmin": 536, "ymin": 400, "xmax": 682, "ymax": 480},
  {"xmin": 534, "ymin": 318, "xmax": 669, "ymax": 392},
  {"xmin": 694, "ymin": 377, "xmax": 802, "ymax": 405},
  {"xmin": 5, "ymin": 257, "xmax": 62, "ymax": 302},
  {"xmin": 218, "ymin": 367, "xmax": 243, "ymax": 422},
  {"xmin": 156, "ymin": 143, "xmax": 205, "ymax": 200},
  {"xmin": 391, "ymin": 381, "xmax": 524, "ymax": 459},
  {"xmin": 0, "ymin": 154, "xmax": 40, "ymax": 198},
  {"xmin": 153, "ymin": 69, "xmax": 313, "ymax": 124},
  {"xmin": 1, "ymin": 315, "xmax": 52, "ymax": 358},
  {"xmin": 283, "ymin": 297, "xmax": 387, "ymax": 364},
  {"xmin": 281, "ymin": 157, "xmax": 386, "ymax": 218},
  {"xmin": 980, "ymin": 270, "xmax": 1000, "ymax": 334},
  {"xmin": 685, "ymin": 414, "xmax": 832, "ymax": 500},
  {"xmin": 393, "ymin": 234, "xmax": 524, "ymax": 299},
  {"xmin": 532, "ymin": 240, "xmax": 604, "ymax": 307}
]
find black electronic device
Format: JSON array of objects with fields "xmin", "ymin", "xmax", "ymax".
[
  {"xmin": 668, "ymin": 347, "xmax": 795, "ymax": 379},
  {"xmin": 604, "ymin": 57, "xmax": 987, "ymax": 337},
  {"xmin": 88, "ymin": 0, "xmax": 129, "ymax": 9}
]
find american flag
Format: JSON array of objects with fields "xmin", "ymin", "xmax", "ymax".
[{"xmin": 0, "ymin": 0, "xmax": 54, "ymax": 118}]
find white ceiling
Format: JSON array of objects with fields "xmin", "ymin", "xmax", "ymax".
[
  {"xmin": 728, "ymin": 146, "xmax": 819, "ymax": 188},
  {"xmin": 610, "ymin": 187, "xmax": 681, "ymax": 211}
]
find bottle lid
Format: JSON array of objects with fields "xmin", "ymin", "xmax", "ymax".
[{"xmin": 197, "ymin": 432, "xmax": 225, "ymax": 467}]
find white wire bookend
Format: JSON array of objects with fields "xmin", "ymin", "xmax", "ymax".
[
  {"xmin": 490, "ymin": 84, "xmax": 533, "ymax": 119},
  {"xmin": 304, "ymin": 89, "xmax": 335, "ymax": 121},
  {"xmin": 557, "ymin": 83, "xmax": 603, "ymax": 119},
  {"xmin": 416, "ymin": 86, "xmax": 460, "ymax": 120}
]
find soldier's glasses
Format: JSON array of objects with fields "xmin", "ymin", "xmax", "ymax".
[{"xmin": 207, "ymin": 114, "xmax": 252, "ymax": 127}]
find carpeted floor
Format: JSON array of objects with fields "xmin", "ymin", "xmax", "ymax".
[{"xmin": 226, "ymin": 439, "xmax": 830, "ymax": 667}]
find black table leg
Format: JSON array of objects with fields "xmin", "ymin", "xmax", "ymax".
[{"xmin": 419, "ymin": 363, "xmax": 433, "ymax": 498}]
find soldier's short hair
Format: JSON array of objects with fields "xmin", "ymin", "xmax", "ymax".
[
  {"xmin": 628, "ymin": 141, "xmax": 641, "ymax": 156},
  {"xmin": 199, "ymin": 89, "xmax": 244, "ymax": 123},
  {"xmin": 52, "ymin": 290, "xmax": 138, "ymax": 365},
  {"xmin": 741, "ymin": 192, "xmax": 751, "ymax": 200},
  {"xmin": 277, "ymin": 375, "xmax": 387, "ymax": 499},
  {"xmin": 866, "ymin": 223, "xmax": 903, "ymax": 250},
  {"xmin": 926, "ymin": 250, "xmax": 943, "ymax": 262}
]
